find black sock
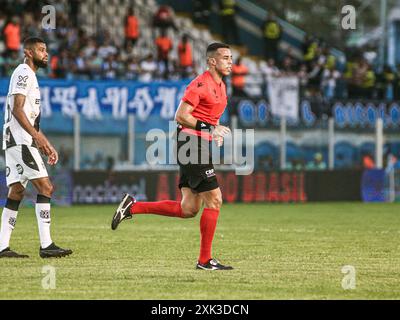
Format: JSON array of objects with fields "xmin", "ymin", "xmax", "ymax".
[
  {"xmin": 37, "ymin": 194, "xmax": 51, "ymax": 203},
  {"xmin": 5, "ymin": 198, "xmax": 21, "ymax": 211}
]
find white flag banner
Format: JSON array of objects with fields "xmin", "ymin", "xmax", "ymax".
[{"xmin": 267, "ymin": 76, "xmax": 299, "ymax": 121}]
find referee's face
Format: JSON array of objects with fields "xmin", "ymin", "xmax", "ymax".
[
  {"xmin": 32, "ymin": 42, "xmax": 49, "ymax": 68},
  {"xmin": 214, "ymin": 48, "xmax": 233, "ymax": 76}
]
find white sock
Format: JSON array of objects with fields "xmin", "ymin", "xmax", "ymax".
[
  {"xmin": 35, "ymin": 203, "xmax": 53, "ymax": 248},
  {"xmin": 0, "ymin": 208, "xmax": 18, "ymax": 251}
]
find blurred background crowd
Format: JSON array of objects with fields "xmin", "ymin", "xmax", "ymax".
[{"xmin": 1, "ymin": 0, "xmax": 400, "ymax": 101}]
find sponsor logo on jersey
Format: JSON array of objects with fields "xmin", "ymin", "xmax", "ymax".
[
  {"xmin": 16, "ymin": 75, "xmax": 29, "ymax": 89},
  {"xmin": 16, "ymin": 164, "xmax": 24, "ymax": 174},
  {"xmin": 205, "ymin": 168, "xmax": 215, "ymax": 178}
]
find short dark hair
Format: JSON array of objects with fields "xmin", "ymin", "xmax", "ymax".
[
  {"xmin": 206, "ymin": 42, "xmax": 230, "ymax": 56},
  {"xmin": 23, "ymin": 37, "xmax": 46, "ymax": 49}
]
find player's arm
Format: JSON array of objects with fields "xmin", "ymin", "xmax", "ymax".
[
  {"xmin": 174, "ymin": 100, "xmax": 197, "ymax": 129},
  {"xmin": 12, "ymin": 94, "xmax": 58, "ymax": 165},
  {"xmin": 175, "ymin": 101, "xmax": 229, "ymax": 132},
  {"xmin": 175, "ymin": 100, "xmax": 230, "ymax": 146}
]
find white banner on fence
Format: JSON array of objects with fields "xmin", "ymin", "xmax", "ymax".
[{"xmin": 268, "ymin": 76, "xmax": 299, "ymax": 121}]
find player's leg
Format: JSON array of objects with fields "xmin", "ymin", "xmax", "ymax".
[
  {"xmin": 0, "ymin": 183, "xmax": 29, "ymax": 258},
  {"xmin": 110, "ymin": 188, "xmax": 201, "ymax": 230},
  {"xmin": 180, "ymin": 187, "xmax": 202, "ymax": 218},
  {"xmin": 111, "ymin": 172, "xmax": 202, "ymax": 229},
  {"xmin": 196, "ymin": 187, "xmax": 233, "ymax": 270},
  {"xmin": 30, "ymin": 177, "xmax": 72, "ymax": 258},
  {"xmin": 0, "ymin": 146, "xmax": 29, "ymax": 258}
]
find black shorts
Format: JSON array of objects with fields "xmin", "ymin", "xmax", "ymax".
[{"xmin": 177, "ymin": 128, "xmax": 219, "ymax": 193}]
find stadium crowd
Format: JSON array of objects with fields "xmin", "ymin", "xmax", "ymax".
[{"xmin": 1, "ymin": 1, "xmax": 400, "ymax": 102}]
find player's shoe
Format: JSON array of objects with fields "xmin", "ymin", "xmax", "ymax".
[
  {"xmin": 111, "ymin": 194, "xmax": 135, "ymax": 230},
  {"xmin": 0, "ymin": 247, "xmax": 29, "ymax": 258},
  {"xmin": 196, "ymin": 258, "xmax": 233, "ymax": 270},
  {"xmin": 39, "ymin": 242, "xmax": 73, "ymax": 258}
]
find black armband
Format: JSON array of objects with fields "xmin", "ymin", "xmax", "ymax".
[{"xmin": 195, "ymin": 120, "xmax": 213, "ymax": 131}]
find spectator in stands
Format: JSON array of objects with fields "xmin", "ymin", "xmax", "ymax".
[
  {"xmin": 87, "ymin": 51, "xmax": 103, "ymax": 80},
  {"xmin": 306, "ymin": 153, "xmax": 327, "ymax": 170},
  {"xmin": 307, "ymin": 60, "xmax": 324, "ymax": 97},
  {"xmin": 121, "ymin": 41, "xmax": 136, "ymax": 62},
  {"xmin": 124, "ymin": 6, "xmax": 139, "ymax": 50},
  {"xmin": 102, "ymin": 54, "xmax": 119, "ymax": 80},
  {"xmin": 376, "ymin": 65, "xmax": 395, "ymax": 101},
  {"xmin": 152, "ymin": 5, "xmax": 176, "ymax": 33},
  {"xmin": 125, "ymin": 55, "xmax": 140, "ymax": 81},
  {"xmin": 218, "ymin": 0, "xmax": 240, "ymax": 45},
  {"xmin": 259, "ymin": 58, "xmax": 280, "ymax": 98},
  {"xmin": 82, "ymin": 38, "xmax": 97, "ymax": 58},
  {"xmin": 178, "ymin": 34, "xmax": 193, "ymax": 79},
  {"xmin": 303, "ymin": 35, "xmax": 318, "ymax": 70},
  {"xmin": 362, "ymin": 152, "xmax": 375, "ymax": 169},
  {"xmin": 3, "ymin": 16, "xmax": 21, "ymax": 57},
  {"xmin": 155, "ymin": 29, "xmax": 173, "ymax": 79},
  {"xmin": 50, "ymin": 49, "xmax": 71, "ymax": 79},
  {"xmin": 231, "ymin": 56, "xmax": 248, "ymax": 97},
  {"xmin": 280, "ymin": 56, "xmax": 296, "ymax": 75},
  {"xmin": 283, "ymin": 48, "xmax": 300, "ymax": 70},
  {"xmin": 297, "ymin": 64, "xmax": 309, "ymax": 97},
  {"xmin": 384, "ymin": 147, "xmax": 398, "ymax": 172},
  {"xmin": 321, "ymin": 46, "xmax": 336, "ymax": 70},
  {"xmin": 347, "ymin": 58, "xmax": 375, "ymax": 99},
  {"xmin": 262, "ymin": 11, "xmax": 281, "ymax": 63},
  {"xmin": 321, "ymin": 64, "xmax": 341, "ymax": 100},
  {"xmin": 139, "ymin": 53, "xmax": 157, "ymax": 82},
  {"xmin": 260, "ymin": 58, "xmax": 280, "ymax": 80},
  {"xmin": 97, "ymin": 38, "xmax": 117, "ymax": 59},
  {"xmin": 73, "ymin": 50, "xmax": 90, "ymax": 80}
]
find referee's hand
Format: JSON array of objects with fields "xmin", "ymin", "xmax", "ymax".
[{"xmin": 212, "ymin": 125, "xmax": 230, "ymax": 147}]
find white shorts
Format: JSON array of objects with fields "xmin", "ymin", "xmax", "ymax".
[{"xmin": 5, "ymin": 145, "xmax": 48, "ymax": 188}]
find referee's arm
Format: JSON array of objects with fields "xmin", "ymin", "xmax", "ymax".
[{"xmin": 174, "ymin": 100, "xmax": 197, "ymax": 129}]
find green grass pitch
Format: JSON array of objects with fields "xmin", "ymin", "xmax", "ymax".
[{"xmin": 0, "ymin": 202, "xmax": 399, "ymax": 299}]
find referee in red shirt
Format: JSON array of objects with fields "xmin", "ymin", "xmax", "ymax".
[{"xmin": 111, "ymin": 43, "xmax": 233, "ymax": 270}]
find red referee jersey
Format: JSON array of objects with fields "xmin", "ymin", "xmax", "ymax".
[{"xmin": 181, "ymin": 70, "xmax": 227, "ymax": 126}]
